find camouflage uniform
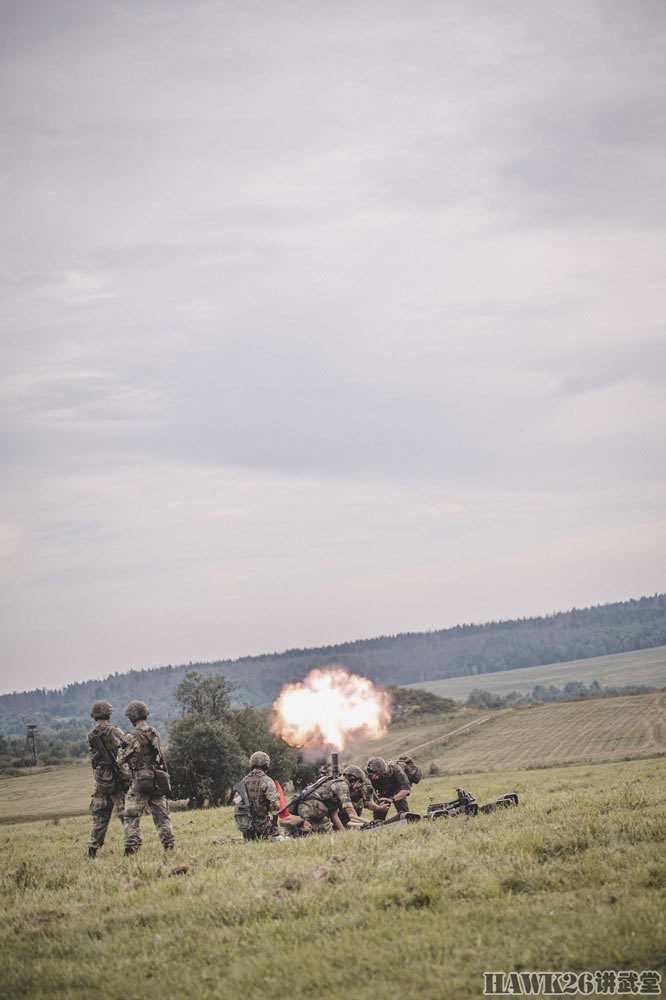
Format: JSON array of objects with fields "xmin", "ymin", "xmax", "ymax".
[
  {"xmin": 117, "ymin": 721, "xmax": 175, "ymax": 851},
  {"xmin": 235, "ymin": 767, "xmax": 281, "ymax": 840},
  {"xmin": 86, "ymin": 723, "xmax": 130, "ymax": 851},
  {"xmin": 369, "ymin": 761, "xmax": 411, "ymax": 818},
  {"xmin": 295, "ymin": 776, "xmax": 354, "ymax": 833},
  {"xmin": 351, "ymin": 773, "xmax": 376, "ymax": 816}
]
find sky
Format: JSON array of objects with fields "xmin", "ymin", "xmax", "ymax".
[{"xmin": 1, "ymin": 0, "xmax": 665, "ymax": 694}]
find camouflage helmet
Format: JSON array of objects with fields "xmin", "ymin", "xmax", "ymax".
[
  {"xmin": 343, "ymin": 765, "xmax": 365, "ymax": 784},
  {"xmin": 125, "ymin": 700, "xmax": 149, "ymax": 723},
  {"xmin": 366, "ymin": 756, "xmax": 388, "ymax": 778},
  {"xmin": 249, "ymin": 750, "xmax": 270, "ymax": 770},
  {"xmin": 90, "ymin": 700, "xmax": 113, "ymax": 720}
]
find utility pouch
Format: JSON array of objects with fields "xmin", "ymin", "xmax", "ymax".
[
  {"xmin": 94, "ymin": 765, "xmax": 115, "ymax": 793},
  {"xmin": 133, "ymin": 767, "xmax": 156, "ymax": 795},
  {"xmin": 153, "ymin": 768, "xmax": 172, "ymax": 798}
]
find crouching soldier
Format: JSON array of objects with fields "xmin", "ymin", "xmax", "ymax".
[
  {"xmin": 86, "ymin": 700, "xmax": 130, "ymax": 858},
  {"xmin": 234, "ymin": 751, "xmax": 281, "ymax": 840},
  {"xmin": 283, "ymin": 771, "xmax": 360, "ymax": 834},
  {"xmin": 341, "ymin": 765, "xmax": 375, "ymax": 825},
  {"xmin": 117, "ymin": 701, "xmax": 175, "ymax": 855},
  {"xmin": 366, "ymin": 756, "xmax": 411, "ymax": 821}
]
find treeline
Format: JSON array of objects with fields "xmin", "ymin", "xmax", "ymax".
[
  {"xmin": 1, "ymin": 593, "xmax": 665, "ymax": 740},
  {"xmin": 465, "ymin": 679, "xmax": 659, "ymax": 710}
]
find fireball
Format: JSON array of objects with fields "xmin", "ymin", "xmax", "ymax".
[{"xmin": 271, "ymin": 666, "xmax": 391, "ymax": 753}]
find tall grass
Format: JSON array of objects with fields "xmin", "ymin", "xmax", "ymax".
[{"xmin": 0, "ymin": 757, "xmax": 664, "ymax": 999}]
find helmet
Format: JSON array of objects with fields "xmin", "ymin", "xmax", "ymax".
[
  {"xmin": 125, "ymin": 700, "xmax": 149, "ymax": 723},
  {"xmin": 249, "ymin": 750, "xmax": 270, "ymax": 769},
  {"xmin": 90, "ymin": 700, "xmax": 113, "ymax": 720},
  {"xmin": 366, "ymin": 757, "xmax": 388, "ymax": 778},
  {"xmin": 343, "ymin": 765, "xmax": 365, "ymax": 783}
]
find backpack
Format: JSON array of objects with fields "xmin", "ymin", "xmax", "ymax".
[{"xmin": 391, "ymin": 754, "xmax": 422, "ymax": 785}]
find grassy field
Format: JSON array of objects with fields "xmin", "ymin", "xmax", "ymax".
[
  {"xmin": 0, "ymin": 757, "xmax": 664, "ymax": 1000},
  {"xmin": 350, "ymin": 691, "xmax": 666, "ymax": 775},
  {"xmin": 407, "ymin": 644, "xmax": 666, "ymax": 701},
  {"xmin": 0, "ymin": 761, "xmax": 91, "ymax": 824},
  {"xmin": 2, "ymin": 692, "xmax": 664, "ymax": 826},
  {"xmin": 1, "ymin": 695, "xmax": 665, "ymax": 998}
]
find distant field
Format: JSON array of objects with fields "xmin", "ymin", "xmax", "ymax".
[
  {"xmin": 2, "ymin": 693, "xmax": 665, "ymax": 825},
  {"xmin": 0, "ymin": 762, "xmax": 91, "ymax": 824},
  {"xmin": 407, "ymin": 644, "xmax": 666, "ymax": 701},
  {"xmin": 333, "ymin": 692, "xmax": 666, "ymax": 779},
  {"xmin": 426, "ymin": 691, "xmax": 666, "ymax": 774}
]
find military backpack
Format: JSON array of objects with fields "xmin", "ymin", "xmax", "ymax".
[{"xmin": 390, "ymin": 754, "xmax": 422, "ymax": 785}]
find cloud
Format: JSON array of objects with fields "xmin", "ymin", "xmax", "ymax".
[{"xmin": 1, "ymin": 0, "xmax": 665, "ymax": 689}]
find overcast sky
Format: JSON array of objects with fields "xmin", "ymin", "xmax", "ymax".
[{"xmin": 1, "ymin": 0, "xmax": 665, "ymax": 694}]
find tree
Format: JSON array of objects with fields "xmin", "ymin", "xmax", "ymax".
[
  {"xmin": 174, "ymin": 671, "xmax": 234, "ymax": 720},
  {"xmin": 229, "ymin": 705, "xmax": 302, "ymax": 787},
  {"xmin": 167, "ymin": 714, "xmax": 246, "ymax": 808}
]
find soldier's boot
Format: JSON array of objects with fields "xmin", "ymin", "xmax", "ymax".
[
  {"xmin": 163, "ymin": 843, "xmax": 174, "ymax": 852},
  {"xmin": 87, "ymin": 847, "xmax": 97, "ymax": 859},
  {"xmin": 124, "ymin": 846, "xmax": 138, "ymax": 856}
]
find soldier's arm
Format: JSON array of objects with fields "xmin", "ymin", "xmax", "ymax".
[
  {"xmin": 330, "ymin": 809, "xmax": 346, "ymax": 833},
  {"xmin": 116, "ymin": 732, "xmax": 137, "ymax": 766},
  {"xmin": 391, "ymin": 766, "xmax": 411, "ymax": 801}
]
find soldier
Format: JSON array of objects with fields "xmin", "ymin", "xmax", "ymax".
[
  {"xmin": 366, "ymin": 756, "xmax": 411, "ymax": 820},
  {"xmin": 116, "ymin": 701, "xmax": 175, "ymax": 855},
  {"xmin": 234, "ymin": 750, "xmax": 281, "ymax": 840},
  {"xmin": 86, "ymin": 700, "xmax": 130, "ymax": 858},
  {"xmin": 284, "ymin": 770, "xmax": 360, "ymax": 834},
  {"xmin": 341, "ymin": 764, "xmax": 376, "ymax": 824}
]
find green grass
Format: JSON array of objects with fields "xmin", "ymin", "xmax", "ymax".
[
  {"xmin": 424, "ymin": 692, "xmax": 666, "ymax": 773},
  {"xmin": 408, "ymin": 644, "xmax": 666, "ymax": 701},
  {"xmin": 350, "ymin": 691, "xmax": 666, "ymax": 775},
  {"xmin": 0, "ymin": 761, "xmax": 91, "ymax": 824},
  {"xmin": 3, "ymin": 692, "xmax": 664, "ymax": 825},
  {"xmin": 0, "ymin": 757, "xmax": 664, "ymax": 999}
]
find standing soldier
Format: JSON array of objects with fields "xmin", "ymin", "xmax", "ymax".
[
  {"xmin": 233, "ymin": 750, "xmax": 281, "ymax": 840},
  {"xmin": 117, "ymin": 701, "xmax": 175, "ymax": 855},
  {"xmin": 86, "ymin": 700, "xmax": 129, "ymax": 858},
  {"xmin": 366, "ymin": 756, "xmax": 411, "ymax": 821}
]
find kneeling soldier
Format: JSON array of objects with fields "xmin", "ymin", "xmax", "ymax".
[
  {"xmin": 234, "ymin": 750, "xmax": 281, "ymax": 840},
  {"xmin": 86, "ymin": 700, "xmax": 130, "ymax": 858},
  {"xmin": 341, "ymin": 764, "xmax": 375, "ymax": 824},
  {"xmin": 117, "ymin": 701, "xmax": 175, "ymax": 855},
  {"xmin": 285, "ymin": 771, "xmax": 359, "ymax": 834},
  {"xmin": 366, "ymin": 756, "xmax": 411, "ymax": 820}
]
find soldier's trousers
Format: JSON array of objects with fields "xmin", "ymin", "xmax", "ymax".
[
  {"xmin": 123, "ymin": 788, "xmax": 175, "ymax": 850},
  {"xmin": 87, "ymin": 786, "xmax": 126, "ymax": 850},
  {"xmin": 296, "ymin": 798, "xmax": 333, "ymax": 833}
]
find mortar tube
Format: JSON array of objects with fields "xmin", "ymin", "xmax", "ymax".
[{"xmin": 331, "ymin": 751, "xmax": 340, "ymax": 777}]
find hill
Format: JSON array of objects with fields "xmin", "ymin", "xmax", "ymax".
[
  {"xmin": 407, "ymin": 644, "xmax": 666, "ymax": 702},
  {"xmin": 1, "ymin": 592, "xmax": 666, "ymax": 739},
  {"xmin": 348, "ymin": 690, "xmax": 666, "ymax": 774}
]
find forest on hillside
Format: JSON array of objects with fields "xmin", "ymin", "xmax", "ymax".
[{"xmin": 1, "ymin": 594, "xmax": 665, "ymax": 748}]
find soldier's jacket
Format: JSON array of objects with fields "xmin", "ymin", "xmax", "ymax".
[
  {"xmin": 235, "ymin": 768, "xmax": 280, "ymax": 836},
  {"xmin": 116, "ymin": 721, "xmax": 163, "ymax": 771},
  {"xmin": 311, "ymin": 776, "xmax": 353, "ymax": 816},
  {"xmin": 369, "ymin": 762, "xmax": 410, "ymax": 801},
  {"xmin": 87, "ymin": 723, "xmax": 130, "ymax": 788}
]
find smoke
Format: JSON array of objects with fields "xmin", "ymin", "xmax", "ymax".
[{"xmin": 270, "ymin": 665, "xmax": 392, "ymax": 758}]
